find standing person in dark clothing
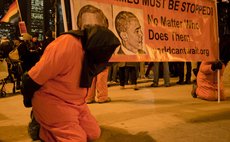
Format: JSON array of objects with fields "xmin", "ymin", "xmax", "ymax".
[
  {"xmin": 145, "ymin": 62, "xmax": 154, "ymax": 78},
  {"xmin": 177, "ymin": 62, "xmax": 192, "ymax": 85},
  {"xmin": 17, "ymin": 33, "xmax": 33, "ymax": 72},
  {"xmin": 41, "ymin": 30, "xmax": 54, "ymax": 55},
  {"xmin": 151, "ymin": 62, "xmax": 170, "ymax": 87},
  {"xmin": 169, "ymin": 62, "xmax": 179, "ymax": 77},
  {"xmin": 25, "ymin": 32, "xmax": 41, "ymax": 70},
  {"xmin": 31, "ymin": 32, "xmax": 41, "ymax": 51}
]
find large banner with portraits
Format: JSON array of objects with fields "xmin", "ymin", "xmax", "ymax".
[{"xmin": 69, "ymin": 0, "xmax": 218, "ymax": 62}]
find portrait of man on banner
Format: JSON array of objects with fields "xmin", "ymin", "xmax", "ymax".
[
  {"xmin": 71, "ymin": 0, "xmax": 112, "ymax": 30},
  {"xmin": 114, "ymin": 11, "xmax": 146, "ymax": 55},
  {"xmin": 76, "ymin": 5, "xmax": 108, "ymax": 29}
]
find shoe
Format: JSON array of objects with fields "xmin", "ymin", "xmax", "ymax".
[
  {"xmin": 134, "ymin": 85, "xmax": 139, "ymax": 90},
  {"xmin": 145, "ymin": 75, "xmax": 153, "ymax": 79},
  {"xmin": 86, "ymin": 100, "xmax": 96, "ymax": 104},
  {"xmin": 176, "ymin": 81, "xmax": 184, "ymax": 85},
  {"xmin": 28, "ymin": 114, "xmax": 41, "ymax": 141},
  {"xmin": 150, "ymin": 83, "xmax": 158, "ymax": 87},
  {"xmin": 110, "ymin": 81, "xmax": 117, "ymax": 84},
  {"xmin": 164, "ymin": 84, "xmax": 170, "ymax": 87},
  {"xmin": 134, "ymin": 88, "xmax": 139, "ymax": 90},
  {"xmin": 191, "ymin": 84, "xmax": 197, "ymax": 98},
  {"xmin": 98, "ymin": 97, "xmax": 111, "ymax": 103},
  {"xmin": 185, "ymin": 80, "xmax": 191, "ymax": 84},
  {"xmin": 16, "ymin": 86, "xmax": 21, "ymax": 90},
  {"xmin": 16, "ymin": 84, "xmax": 21, "ymax": 90},
  {"xmin": 120, "ymin": 86, "xmax": 125, "ymax": 89},
  {"xmin": 192, "ymin": 79, "xmax": 197, "ymax": 83}
]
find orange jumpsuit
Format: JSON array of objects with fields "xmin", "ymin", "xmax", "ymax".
[
  {"xmin": 28, "ymin": 35, "xmax": 100, "ymax": 141},
  {"xmin": 196, "ymin": 62, "xmax": 226, "ymax": 101},
  {"xmin": 86, "ymin": 67, "xmax": 109, "ymax": 103}
]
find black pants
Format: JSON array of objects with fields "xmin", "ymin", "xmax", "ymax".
[
  {"xmin": 177, "ymin": 62, "xmax": 191, "ymax": 82},
  {"xmin": 119, "ymin": 66, "xmax": 137, "ymax": 86},
  {"xmin": 145, "ymin": 62, "xmax": 154, "ymax": 76}
]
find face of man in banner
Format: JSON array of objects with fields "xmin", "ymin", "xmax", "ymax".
[
  {"xmin": 81, "ymin": 12, "xmax": 104, "ymax": 29},
  {"xmin": 125, "ymin": 17, "xmax": 143, "ymax": 52},
  {"xmin": 77, "ymin": 4, "xmax": 108, "ymax": 30}
]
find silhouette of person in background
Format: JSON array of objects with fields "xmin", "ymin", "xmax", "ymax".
[{"xmin": 41, "ymin": 30, "xmax": 54, "ymax": 55}]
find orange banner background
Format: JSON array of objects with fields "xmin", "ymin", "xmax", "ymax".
[{"xmin": 70, "ymin": 0, "xmax": 218, "ymax": 62}]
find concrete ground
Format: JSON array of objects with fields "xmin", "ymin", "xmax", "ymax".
[{"xmin": 0, "ymin": 64, "xmax": 230, "ymax": 142}]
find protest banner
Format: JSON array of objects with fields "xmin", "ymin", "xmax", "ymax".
[{"xmin": 68, "ymin": 0, "xmax": 218, "ymax": 62}]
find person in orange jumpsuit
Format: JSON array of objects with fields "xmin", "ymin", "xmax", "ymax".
[
  {"xmin": 191, "ymin": 35, "xmax": 230, "ymax": 101},
  {"xmin": 21, "ymin": 26, "xmax": 120, "ymax": 141},
  {"xmin": 76, "ymin": 4, "xmax": 111, "ymax": 103},
  {"xmin": 193, "ymin": 61, "xmax": 226, "ymax": 101}
]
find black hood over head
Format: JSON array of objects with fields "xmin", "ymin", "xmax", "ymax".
[{"xmin": 62, "ymin": 25, "xmax": 120, "ymax": 87}]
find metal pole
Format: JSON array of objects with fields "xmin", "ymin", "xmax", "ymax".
[
  {"xmin": 69, "ymin": 0, "xmax": 76, "ymax": 30},
  {"xmin": 60, "ymin": 0, "xmax": 68, "ymax": 32},
  {"xmin": 15, "ymin": 0, "xmax": 22, "ymax": 21},
  {"xmin": 214, "ymin": 0, "xmax": 221, "ymax": 103},
  {"xmin": 55, "ymin": 0, "xmax": 57, "ymax": 38}
]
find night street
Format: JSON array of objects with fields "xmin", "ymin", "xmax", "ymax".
[{"xmin": 0, "ymin": 65, "xmax": 230, "ymax": 142}]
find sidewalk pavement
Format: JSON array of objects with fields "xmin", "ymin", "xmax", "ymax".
[{"xmin": 0, "ymin": 65, "xmax": 230, "ymax": 142}]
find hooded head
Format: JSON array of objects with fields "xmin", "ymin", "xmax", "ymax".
[
  {"xmin": 79, "ymin": 25, "xmax": 120, "ymax": 87},
  {"xmin": 60, "ymin": 25, "xmax": 120, "ymax": 87}
]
